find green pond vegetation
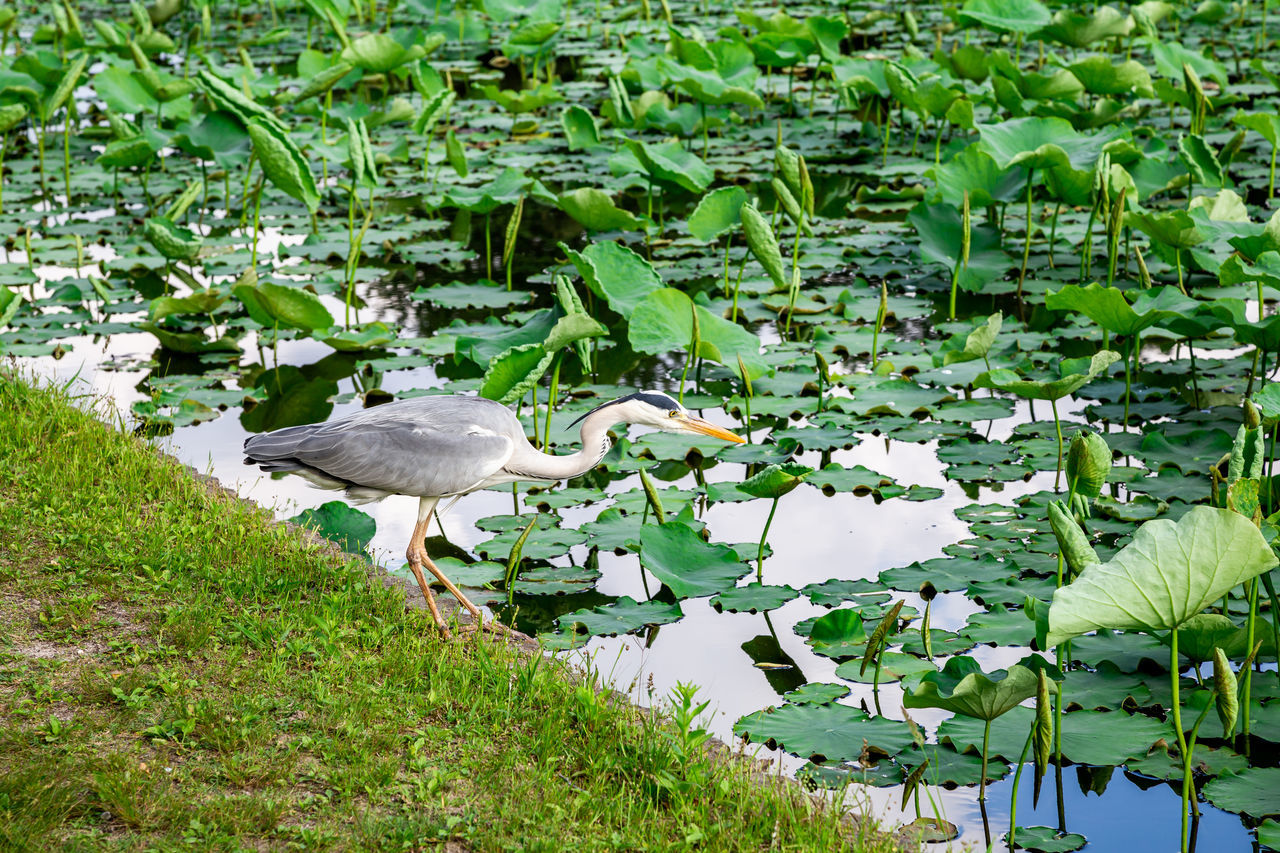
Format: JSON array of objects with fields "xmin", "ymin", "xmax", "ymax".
[{"xmin": 3, "ymin": 0, "xmax": 1280, "ymax": 849}]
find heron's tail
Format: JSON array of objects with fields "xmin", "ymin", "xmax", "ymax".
[{"xmin": 242, "ymin": 424, "xmax": 320, "ymax": 464}]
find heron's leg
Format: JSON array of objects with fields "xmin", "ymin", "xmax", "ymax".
[{"xmin": 406, "ymin": 498, "xmax": 452, "ymax": 637}]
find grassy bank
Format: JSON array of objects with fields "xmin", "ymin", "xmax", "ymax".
[{"xmin": 0, "ymin": 375, "xmax": 892, "ymax": 852}]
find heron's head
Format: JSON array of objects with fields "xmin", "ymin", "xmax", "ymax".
[{"xmin": 569, "ymin": 390, "xmax": 745, "ymax": 443}]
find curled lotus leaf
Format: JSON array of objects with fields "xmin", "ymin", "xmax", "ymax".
[{"xmin": 1066, "ymin": 430, "xmax": 1110, "ymax": 498}]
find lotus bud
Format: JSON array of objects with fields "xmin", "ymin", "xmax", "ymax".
[
  {"xmin": 1135, "ymin": 244, "xmax": 1152, "ymax": 288},
  {"xmin": 638, "ymin": 467, "xmax": 666, "ymax": 524},
  {"xmin": 903, "ymin": 9, "xmax": 919, "ymax": 38},
  {"xmin": 1246, "ymin": 399, "xmax": 1261, "ymax": 430},
  {"xmin": 1034, "ymin": 668, "xmax": 1052, "ymax": 772},
  {"xmin": 1213, "ymin": 647, "xmax": 1239, "ymax": 738},
  {"xmin": 1032, "ymin": 667, "xmax": 1053, "ymax": 806},
  {"xmin": 771, "ymin": 177, "xmax": 804, "ymax": 226},
  {"xmin": 1066, "ymin": 431, "xmax": 1110, "ymax": 499},
  {"xmin": 775, "ymin": 145, "xmax": 802, "ymax": 201},
  {"xmin": 1048, "ymin": 500, "xmax": 1100, "ymax": 575}
]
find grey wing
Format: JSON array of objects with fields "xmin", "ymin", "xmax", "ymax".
[
  {"xmin": 292, "ymin": 425, "xmax": 512, "ymax": 497},
  {"xmin": 244, "ymin": 397, "xmax": 519, "ymax": 497}
]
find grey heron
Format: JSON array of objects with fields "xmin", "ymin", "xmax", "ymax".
[{"xmin": 243, "ymin": 390, "xmax": 744, "ymax": 635}]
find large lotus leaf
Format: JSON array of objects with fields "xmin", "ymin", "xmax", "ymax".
[
  {"xmin": 926, "ymin": 143, "xmax": 1024, "ymax": 208},
  {"xmin": 657, "ymin": 56, "xmax": 764, "ymax": 108},
  {"xmin": 443, "ymin": 167, "xmax": 533, "ymax": 214},
  {"xmin": 479, "ymin": 342, "xmax": 555, "ymax": 405},
  {"xmin": 625, "ymin": 139, "xmax": 713, "ymax": 193},
  {"xmin": 1039, "ymin": 5, "xmax": 1133, "ymax": 47},
  {"xmin": 562, "ymin": 240, "xmax": 662, "ymax": 315},
  {"xmin": 235, "ymin": 281, "xmax": 334, "ymax": 332},
  {"xmin": 341, "ymin": 33, "xmax": 429, "ymax": 72},
  {"xmin": 903, "ymin": 654, "xmax": 1057, "ymax": 721},
  {"xmin": 907, "ymin": 201, "xmax": 1006, "ymax": 290},
  {"xmin": 1046, "ymin": 506, "xmax": 1279, "ymax": 647},
  {"xmin": 733, "ymin": 702, "xmax": 915, "ymax": 763},
  {"xmin": 557, "ymin": 188, "xmax": 640, "ymax": 232},
  {"xmin": 1045, "ymin": 283, "xmax": 1199, "ymax": 336},
  {"xmin": 940, "ymin": 706, "xmax": 1171, "ymax": 765},
  {"xmin": 628, "ymin": 288, "xmax": 767, "ymax": 378},
  {"xmin": 478, "ymin": 313, "xmax": 602, "ymax": 404},
  {"xmin": 711, "ymin": 583, "xmax": 798, "ymax": 613},
  {"xmin": 688, "ymin": 186, "xmax": 748, "ymax": 242},
  {"xmin": 289, "ymin": 501, "xmax": 376, "ymax": 556},
  {"xmin": 1126, "ymin": 208, "xmax": 1205, "ymax": 249},
  {"xmin": 737, "ymin": 462, "xmax": 812, "ymax": 499},
  {"xmin": 1234, "ymin": 111, "xmax": 1280, "ymax": 147},
  {"xmin": 557, "ymin": 596, "xmax": 684, "ymax": 636},
  {"xmin": 1203, "ymin": 767, "xmax": 1280, "ymax": 818},
  {"xmin": 1173, "ymin": 612, "xmax": 1275, "ymax": 662},
  {"xmin": 1068, "ymin": 57, "xmax": 1152, "ymax": 97},
  {"xmin": 1148, "ymin": 39, "xmax": 1228, "ymax": 87},
  {"xmin": 974, "ymin": 350, "xmax": 1120, "ymax": 401},
  {"xmin": 956, "ymin": 0, "xmax": 1051, "ymax": 33},
  {"xmin": 183, "ymin": 110, "xmax": 251, "ymax": 168},
  {"xmin": 639, "ymin": 523, "xmax": 751, "ymax": 599},
  {"xmin": 322, "ymin": 322, "xmax": 397, "ymax": 352},
  {"xmin": 977, "ymin": 117, "xmax": 1081, "ymax": 172},
  {"xmin": 1179, "ymin": 134, "xmax": 1223, "ymax": 188}
]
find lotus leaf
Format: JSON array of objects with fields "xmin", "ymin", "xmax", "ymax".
[
  {"xmin": 733, "ymin": 702, "xmax": 915, "ymax": 763},
  {"xmin": 637, "ymin": 523, "xmax": 752, "ymax": 601},
  {"xmin": 1046, "ymin": 506, "xmax": 1279, "ymax": 647},
  {"xmin": 557, "ymin": 188, "xmax": 640, "ymax": 232},
  {"xmin": 289, "ymin": 501, "xmax": 375, "ymax": 556},
  {"xmin": 557, "ymin": 596, "xmax": 684, "ymax": 637}
]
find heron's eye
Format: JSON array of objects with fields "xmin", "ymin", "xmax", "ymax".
[{"xmin": 668, "ymin": 410, "xmax": 680, "ymax": 418}]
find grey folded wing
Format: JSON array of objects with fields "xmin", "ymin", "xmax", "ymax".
[{"xmin": 245, "ymin": 421, "xmax": 514, "ymax": 498}]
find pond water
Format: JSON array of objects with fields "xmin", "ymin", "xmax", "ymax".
[{"xmin": 5, "ymin": 0, "xmax": 1280, "ymax": 850}]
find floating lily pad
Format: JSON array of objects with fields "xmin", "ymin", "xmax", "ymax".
[{"xmin": 734, "ymin": 702, "xmax": 915, "ymax": 763}]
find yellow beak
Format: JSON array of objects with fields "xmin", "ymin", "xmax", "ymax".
[{"xmin": 681, "ymin": 415, "xmax": 746, "ymax": 444}]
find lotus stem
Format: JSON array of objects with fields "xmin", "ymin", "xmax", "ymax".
[
  {"xmin": 249, "ymin": 173, "xmax": 264, "ymax": 272},
  {"xmin": 62, "ymin": 108, "xmax": 72, "ymax": 206},
  {"xmin": 1243, "ymin": 578, "xmax": 1258, "ymax": 739},
  {"xmin": 1170, "ymin": 629, "xmax": 1191, "ymax": 853},
  {"xmin": 756, "ymin": 496, "xmax": 779, "ymax": 582},
  {"xmin": 979, "ymin": 718, "xmax": 991, "ymax": 802},
  {"xmin": 1008, "ymin": 727, "xmax": 1034, "ymax": 851},
  {"xmin": 1016, "ymin": 167, "xmax": 1034, "ymax": 312},
  {"xmin": 1051, "ymin": 398, "xmax": 1064, "ymax": 491},
  {"xmin": 722, "ymin": 233, "xmax": 733, "ymax": 298},
  {"xmin": 543, "ymin": 353, "xmax": 561, "ymax": 453}
]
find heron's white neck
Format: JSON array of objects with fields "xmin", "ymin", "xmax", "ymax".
[{"xmin": 506, "ymin": 405, "xmax": 620, "ymax": 481}]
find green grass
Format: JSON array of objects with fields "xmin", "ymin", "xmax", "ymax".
[{"xmin": 0, "ymin": 374, "xmax": 893, "ymax": 852}]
